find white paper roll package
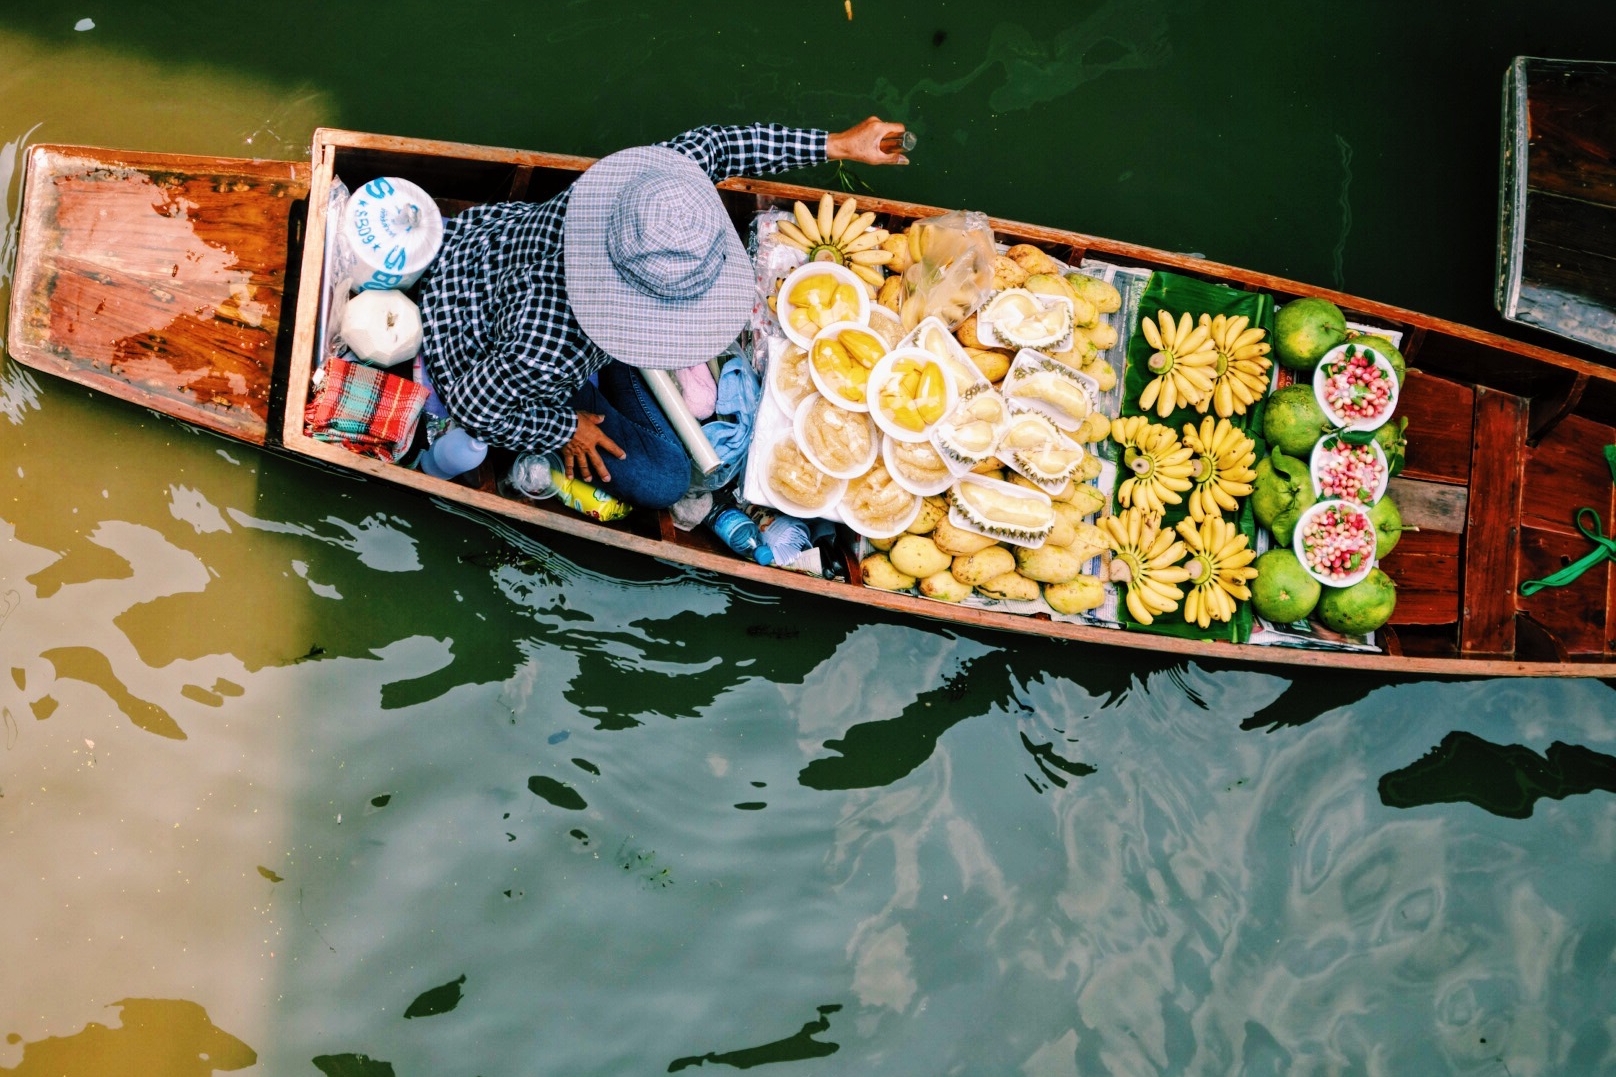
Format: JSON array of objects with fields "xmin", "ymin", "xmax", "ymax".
[{"xmin": 341, "ymin": 176, "xmax": 444, "ymax": 292}]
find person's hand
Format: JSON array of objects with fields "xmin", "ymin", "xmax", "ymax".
[
  {"xmin": 562, "ymin": 411, "xmax": 625, "ymax": 483},
  {"xmin": 827, "ymin": 117, "xmax": 910, "ymax": 166}
]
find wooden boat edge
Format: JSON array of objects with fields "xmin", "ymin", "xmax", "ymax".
[{"xmin": 11, "ymin": 130, "xmax": 1616, "ymax": 678}]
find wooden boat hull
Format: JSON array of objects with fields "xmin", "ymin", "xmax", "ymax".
[{"xmin": 10, "ymin": 130, "xmax": 1616, "ymax": 677}]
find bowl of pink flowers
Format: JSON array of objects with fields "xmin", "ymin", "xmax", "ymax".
[{"xmin": 1313, "ymin": 341, "xmax": 1399, "ymax": 432}]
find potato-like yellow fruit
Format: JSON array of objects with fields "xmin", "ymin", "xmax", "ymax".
[
  {"xmin": 889, "ymin": 534, "xmax": 952, "ymax": 580},
  {"xmin": 951, "ymin": 545, "xmax": 1016, "ymax": 586},
  {"xmin": 867, "ymin": 534, "xmax": 896, "ymax": 551},
  {"xmin": 1015, "ymin": 543, "xmax": 1085, "ymax": 584},
  {"xmin": 860, "ymin": 552, "xmax": 915, "ymax": 591},
  {"xmin": 991, "ymin": 254, "xmax": 1030, "ymax": 291},
  {"xmin": 1007, "ymin": 243, "xmax": 1062, "ymax": 276},
  {"xmin": 1044, "ymin": 574, "xmax": 1107, "ymax": 614},
  {"xmin": 919, "ymin": 570, "xmax": 972, "ymax": 603},
  {"xmin": 963, "ymin": 347, "xmax": 1011, "ymax": 385},
  {"xmin": 877, "ymin": 275, "xmax": 904, "ymax": 314},
  {"xmin": 1067, "ymin": 483, "xmax": 1107, "ymax": 517},
  {"xmin": 976, "ymin": 570, "xmax": 1041, "ymax": 602},
  {"xmin": 906, "ymin": 495, "xmax": 948, "ymax": 535},
  {"xmin": 932, "ymin": 517, "xmax": 1000, "ymax": 556}
]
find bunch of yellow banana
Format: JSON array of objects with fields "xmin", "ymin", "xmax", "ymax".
[
  {"xmin": 1110, "ymin": 415, "xmax": 1195, "ymax": 514},
  {"xmin": 1175, "ymin": 516, "xmax": 1258, "ymax": 628},
  {"xmin": 1138, "ymin": 310, "xmax": 1217, "ymax": 416},
  {"xmin": 1101, "ymin": 506, "xmax": 1191, "ymax": 625},
  {"xmin": 1196, "ymin": 313, "xmax": 1272, "ymax": 417},
  {"xmin": 776, "ymin": 193, "xmax": 892, "ymax": 288},
  {"xmin": 1180, "ymin": 416, "xmax": 1257, "ymax": 522}
]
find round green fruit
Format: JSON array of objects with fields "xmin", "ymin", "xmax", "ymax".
[
  {"xmin": 1251, "ymin": 449, "xmax": 1317, "ymax": 546},
  {"xmin": 1274, "ymin": 297, "xmax": 1348, "ymax": 371},
  {"xmin": 1370, "ymin": 495, "xmax": 1409, "ymax": 559},
  {"xmin": 1372, "ymin": 416, "xmax": 1408, "ymax": 476},
  {"xmin": 1317, "ymin": 568, "xmax": 1397, "ymax": 635},
  {"xmin": 1262, "ymin": 384, "xmax": 1333, "ymax": 457},
  {"xmin": 1250, "ymin": 549, "xmax": 1321, "ymax": 624}
]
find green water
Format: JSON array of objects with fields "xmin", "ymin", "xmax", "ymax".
[{"xmin": 3, "ymin": 3, "xmax": 1616, "ymax": 1074}]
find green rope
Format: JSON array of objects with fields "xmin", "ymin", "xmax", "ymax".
[{"xmin": 1518, "ymin": 445, "xmax": 1616, "ymax": 596}]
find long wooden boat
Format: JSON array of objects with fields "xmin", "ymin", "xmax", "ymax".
[{"xmin": 10, "ymin": 128, "xmax": 1616, "ymax": 678}]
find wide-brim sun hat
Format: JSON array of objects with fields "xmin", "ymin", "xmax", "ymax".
[{"xmin": 564, "ymin": 145, "xmax": 753, "ymax": 370}]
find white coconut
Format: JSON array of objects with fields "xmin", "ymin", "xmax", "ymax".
[{"xmin": 340, "ymin": 288, "xmax": 423, "ymax": 367}]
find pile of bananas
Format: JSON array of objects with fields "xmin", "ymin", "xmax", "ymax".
[
  {"xmin": 1138, "ymin": 310, "xmax": 1218, "ymax": 416},
  {"xmin": 1110, "ymin": 415, "xmax": 1194, "ymax": 514},
  {"xmin": 1198, "ymin": 313, "xmax": 1273, "ymax": 417},
  {"xmin": 776, "ymin": 193, "xmax": 892, "ymax": 289},
  {"xmin": 1101, "ymin": 506, "xmax": 1191, "ymax": 625},
  {"xmin": 1175, "ymin": 516, "xmax": 1258, "ymax": 628},
  {"xmin": 1181, "ymin": 416, "xmax": 1257, "ymax": 522}
]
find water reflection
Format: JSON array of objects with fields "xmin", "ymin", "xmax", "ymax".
[
  {"xmin": 0, "ymin": 999, "xmax": 256, "ymax": 1076},
  {"xmin": 1380, "ymin": 731, "xmax": 1616, "ymax": 819},
  {"xmin": 668, "ymin": 1003, "xmax": 842, "ymax": 1072}
]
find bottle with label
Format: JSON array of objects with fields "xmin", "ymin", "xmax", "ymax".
[
  {"xmin": 704, "ymin": 501, "xmax": 774, "ymax": 566},
  {"xmin": 505, "ymin": 452, "xmax": 633, "ymax": 522},
  {"xmin": 419, "ymin": 426, "xmax": 487, "ymax": 480}
]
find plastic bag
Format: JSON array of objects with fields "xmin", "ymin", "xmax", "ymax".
[{"xmin": 898, "ymin": 210, "xmax": 996, "ymax": 332}]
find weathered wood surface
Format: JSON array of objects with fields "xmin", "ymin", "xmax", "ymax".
[
  {"xmin": 1498, "ymin": 57, "xmax": 1616, "ymax": 354},
  {"xmin": 1460, "ymin": 387, "xmax": 1529, "ymax": 657},
  {"xmin": 7, "ymin": 146, "xmax": 309, "ymax": 443}
]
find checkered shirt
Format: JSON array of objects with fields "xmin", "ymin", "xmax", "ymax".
[{"xmin": 417, "ymin": 124, "xmax": 827, "ymax": 452}]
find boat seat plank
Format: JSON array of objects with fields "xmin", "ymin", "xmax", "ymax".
[
  {"xmin": 1460, "ymin": 387, "xmax": 1529, "ymax": 657},
  {"xmin": 7, "ymin": 146, "xmax": 308, "ymax": 444},
  {"xmin": 1395, "ymin": 370, "xmax": 1473, "ymax": 485},
  {"xmin": 1385, "ymin": 476, "xmax": 1468, "ymax": 534},
  {"xmin": 1379, "ymin": 528, "xmax": 1461, "ymax": 624},
  {"xmin": 1519, "ymin": 413, "xmax": 1616, "ymax": 537},
  {"xmin": 1516, "ymin": 524, "xmax": 1613, "ymax": 655}
]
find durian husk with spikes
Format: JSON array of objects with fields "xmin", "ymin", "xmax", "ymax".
[
  {"xmin": 1110, "ymin": 415, "xmax": 1195, "ymax": 515},
  {"xmin": 1100, "ymin": 506, "xmax": 1191, "ymax": 625},
  {"xmin": 1181, "ymin": 415, "xmax": 1257, "ymax": 522},
  {"xmin": 1175, "ymin": 516, "xmax": 1258, "ymax": 629},
  {"xmin": 1194, "ymin": 313, "xmax": 1273, "ymax": 417}
]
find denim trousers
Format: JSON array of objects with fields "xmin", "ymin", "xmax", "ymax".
[{"xmin": 568, "ymin": 362, "xmax": 692, "ymax": 509}]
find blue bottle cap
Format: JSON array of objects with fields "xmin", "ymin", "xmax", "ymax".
[{"xmin": 754, "ymin": 546, "xmax": 775, "ymax": 567}]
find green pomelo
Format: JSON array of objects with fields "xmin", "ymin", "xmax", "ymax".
[
  {"xmin": 1348, "ymin": 333, "xmax": 1406, "ymax": 385},
  {"xmin": 1262, "ymin": 384, "xmax": 1333, "ymax": 457},
  {"xmin": 1317, "ymin": 568, "xmax": 1398, "ymax": 635},
  {"xmin": 1251, "ymin": 449, "xmax": 1316, "ymax": 545},
  {"xmin": 1372, "ymin": 415, "xmax": 1408, "ymax": 476},
  {"xmin": 1370, "ymin": 495, "xmax": 1409, "ymax": 559},
  {"xmin": 1250, "ymin": 549, "xmax": 1321, "ymax": 624},
  {"xmin": 1273, "ymin": 297, "xmax": 1347, "ymax": 371}
]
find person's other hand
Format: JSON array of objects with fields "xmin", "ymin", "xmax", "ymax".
[
  {"xmin": 563, "ymin": 411, "xmax": 625, "ymax": 483},
  {"xmin": 827, "ymin": 117, "xmax": 910, "ymax": 166}
]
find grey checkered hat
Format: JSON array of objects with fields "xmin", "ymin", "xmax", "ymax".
[{"xmin": 564, "ymin": 145, "xmax": 752, "ymax": 370}]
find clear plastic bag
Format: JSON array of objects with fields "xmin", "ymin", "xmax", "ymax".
[{"xmin": 898, "ymin": 210, "xmax": 996, "ymax": 332}]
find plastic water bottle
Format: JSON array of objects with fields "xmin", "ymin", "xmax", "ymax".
[
  {"xmin": 759, "ymin": 514, "xmax": 812, "ymax": 566},
  {"xmin": 505, "ymin": 452, "xmax": 632, "ymax": 522},
  {"xmin": 419, "ymin": 426, "xmax": 487, "ymax": 480},
  {"xmin": 705, "ymin": 503, "xmax": 773, "ymax": 566}
]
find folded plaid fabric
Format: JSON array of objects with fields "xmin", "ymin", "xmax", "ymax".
[{"xmin": 305, "ymin": 357, "xmax": 428, "ymax": 463}]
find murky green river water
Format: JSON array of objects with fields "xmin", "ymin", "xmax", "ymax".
[{"xmin": 3, "ymin": 3, "xmax": 1616, "ymax": 1074}]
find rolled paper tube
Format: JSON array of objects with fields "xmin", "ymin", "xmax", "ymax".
[{"xmin": 642, "ymin": 368, "xmax": 723, "ymax": 475}]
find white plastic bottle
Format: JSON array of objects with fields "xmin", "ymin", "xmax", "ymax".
[{"xmin": 419, "ymin": 427, "xmax": 487, "ymax": 480}]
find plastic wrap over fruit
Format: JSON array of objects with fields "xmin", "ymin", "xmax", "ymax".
[{"xmin": 898, "ymin": 210, "xmax": 996, "ymax": 332}]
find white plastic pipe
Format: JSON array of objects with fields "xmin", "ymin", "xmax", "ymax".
[{"xmin": 641, "ymin": 368, "xmax": 722, "ymax": 475}]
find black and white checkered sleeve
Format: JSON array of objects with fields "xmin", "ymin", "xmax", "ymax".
[{"xmin": 659, "ymin": 124, "xmax": 827, "ymax": 183}]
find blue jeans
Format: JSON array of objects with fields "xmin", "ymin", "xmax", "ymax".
[{"xmin": 569, "ymin": 363, "xmax": 691, "ymax": 509}]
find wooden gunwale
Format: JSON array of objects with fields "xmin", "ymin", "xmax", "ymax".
[{"xmin": 12, "ymin": 128, "xmax": 1616, "ymax": 678}]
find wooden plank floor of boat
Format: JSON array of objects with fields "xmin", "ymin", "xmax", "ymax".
[{"xmin": 7, "ymin": 145, "xmax": 310, "ymax": 444}]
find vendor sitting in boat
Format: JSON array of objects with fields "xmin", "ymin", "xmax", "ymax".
[{"xmin": 416, "ymin": 118, "xmax": 909, "ymax": 509}]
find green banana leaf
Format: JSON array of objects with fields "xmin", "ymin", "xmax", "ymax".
[{"xmin": 1112, "ymin": 271, "xmax": 1276, "ymax": 644}]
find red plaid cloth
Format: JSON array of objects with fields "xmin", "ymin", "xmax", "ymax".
[{"xmin": 305, "ymin": 358, "xmax": 428, "ymax": 463}]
